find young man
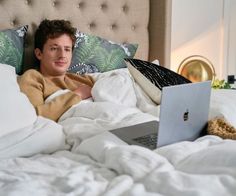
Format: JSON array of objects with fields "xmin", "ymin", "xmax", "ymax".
[{"xmin": 18, "ymin": 19, "xmax": 94, "ymax": 122}]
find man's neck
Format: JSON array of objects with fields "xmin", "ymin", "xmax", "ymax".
[
  {"xmin": 40, "ymin": 68, "xmax": 66, "ymax": 80},
  {"xmin": 45, "ymin": 75, "xmax": 65, "ymax": 80}
]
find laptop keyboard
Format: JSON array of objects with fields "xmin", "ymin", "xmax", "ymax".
[{"xmin": 133, "ymin": 133, "xmax": 157, "ymax": 149}]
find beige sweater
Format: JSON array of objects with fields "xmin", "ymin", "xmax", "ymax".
[{"xmin": 17, "ymin": 69, "xmax": 94, "ymax": 121}]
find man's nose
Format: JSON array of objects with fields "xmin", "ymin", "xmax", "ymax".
[{"xmin": 58, "ymin": 48, "xmax": 65, "ymax": 57}]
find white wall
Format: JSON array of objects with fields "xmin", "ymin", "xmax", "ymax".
[
  {"xmin": 223, "ymin": 0, "xmax": 236, "ymax": 77},
  {"xmin": 170, "ymin": 0, "xmax": 225, "ymax": 79}
]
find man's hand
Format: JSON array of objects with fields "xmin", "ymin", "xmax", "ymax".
[{"xmin": 73, "ymin": 84, "xmax": 92, "ymax": 100}]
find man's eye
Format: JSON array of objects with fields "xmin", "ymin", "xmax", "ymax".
[
  {"xmin": 50, "ymin": 47, "xmax": 57, "ymax": 51},
  {"xmin": 65, "ymin": 48, "xmax": 71, "ymax": 52}
]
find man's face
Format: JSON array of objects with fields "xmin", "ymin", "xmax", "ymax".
[{"xmin": 35, "ymin": 34, "xmax": 73, "ymax": 77}]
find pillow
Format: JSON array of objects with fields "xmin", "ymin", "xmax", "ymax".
[
  {"xmin": 0, "ymin": 26, "xmax": 28, "ymax": 74},
  {"xmin": 0, "ymin": 63, "xmax": 37, "ymax": 138},
  {"xmin": 68, "ymin": 30, "xmax": 138, "ymax": 74},
  {"xmin": 125, "ymin": 58, "xmax": 191, "ymax": 104}
]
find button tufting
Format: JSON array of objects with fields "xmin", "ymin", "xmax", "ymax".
[
  {"xmin": 122, "ymin": 5, "xmax": 128, "ymax": 13},
  {"xmin": 110, "ymin": 24, "xmax": 117, "ymax": 30},
  {"xmin": 88, "ymin": 22, "xmax": 96, "ymax": 29},
  {"xmin": 100, "ymin": 3, "xmax": 107, "ymax": 10},
  {"xmin": 24, "ymin": 0, "xmax": 29, "ymax": 5},
  {"xmin": 10, "ymin": 20, "xmax": 16, "ymax": 26},
  {"xmin": 131, "ymin": 25, "xmax": 136, "ymax": 31},
  {"xmin": 52, "ymin": 0, "xmax": 58, "ymax": 7},
  {"xmin": 77, "ymin": 1, "xmax": 84, "ymax": 8}
]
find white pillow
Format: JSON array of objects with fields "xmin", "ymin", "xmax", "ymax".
[{"xmin": 0, "ymin": 64, "xmax": 37, "ymax": 137}]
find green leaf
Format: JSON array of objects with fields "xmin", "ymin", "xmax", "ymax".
[
  {"xmin": 0, "ymin": 32, "xmax": 22, "ymax": 73},
  {"xmin": 212, "ymin": 79, "xmax": 232, "ymax": 89}
]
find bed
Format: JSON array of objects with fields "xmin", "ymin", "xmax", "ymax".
[{"xmin": 1, "ymin": 0, "xmax": 236, "ymax": 195}]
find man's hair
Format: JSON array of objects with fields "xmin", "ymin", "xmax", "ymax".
[{"xmin": 34, "ymin": 19, "xmax": 76, "ymax": 51}]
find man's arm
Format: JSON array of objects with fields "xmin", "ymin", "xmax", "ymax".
[
  {"xmin": 17, "ymin": 70, "xmax": 81, "ymax": 121},
  {"xmin": 36, "ymin": 92, "xmax": 81, "ymax": 121}
]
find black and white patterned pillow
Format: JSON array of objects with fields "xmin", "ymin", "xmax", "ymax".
[
  {"xmin": 68, "ymin": 62, "xmax": 99, "ymax": 75},
  {"xmin": 125, "ymin": 58, "xmax": 191, "ymax": 104}
]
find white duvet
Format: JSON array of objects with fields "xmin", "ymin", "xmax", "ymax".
[{"xmin": 1, "ymin": 68, "xmax": 236, "ymax": 196}]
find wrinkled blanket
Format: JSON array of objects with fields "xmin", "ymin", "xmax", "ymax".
[
  {"xmin": 0, "ymin": 69, "xmax": 236, "ymax": 196},
  {"xmin": 58, "ymin": 69, "xmax": 159, "ymax": 151},
  {"xmin": 0, "ymin": 135, "xmax": 235, "ymax": 196}
]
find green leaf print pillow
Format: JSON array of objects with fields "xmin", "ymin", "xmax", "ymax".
[
  {"xmin": 68, "ymin": 30, "xmax": 138, "ymax": 74},
  {"xmin": 0, "ymin": 26, "xmax": 28, "ymax": 74}
]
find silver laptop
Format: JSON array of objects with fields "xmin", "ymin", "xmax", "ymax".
[{"xmin": 110, "ymin": 81, "xmax": 211, "ymax": 149}]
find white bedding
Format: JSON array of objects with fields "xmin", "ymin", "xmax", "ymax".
[
  {"xmin": 1, "ymin": 66, "xmax": 236, "ymax": 196},
  {"xmin": 58, "ymin": 69, "xmax": 158, "ymax": 152}
]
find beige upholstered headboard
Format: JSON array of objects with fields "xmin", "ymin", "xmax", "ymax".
[{"xmin": 0, "ymin": 0, "xmax": 171, "ymax": 71}]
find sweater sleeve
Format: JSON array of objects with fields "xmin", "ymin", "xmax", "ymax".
[
  {"xmin": 36, "ymin": 92, "xmax": 81, "ymax": 121},
  {"xmin": 17, "ymin": 70, "xmax": 81, "ymax": 121}
]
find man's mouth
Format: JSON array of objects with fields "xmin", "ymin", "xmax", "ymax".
[{"xmin": 55, "ymin": 61, "xmax": 67, "ymax": 66}]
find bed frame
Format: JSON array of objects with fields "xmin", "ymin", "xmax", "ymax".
[{"xmin": 0, "ymin": 0, "xmax": 171, "ymax": 71}]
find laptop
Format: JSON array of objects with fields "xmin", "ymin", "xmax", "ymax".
[{"xmin": 110, "ymin": 81, "xmax": 211, "ymax": 149}]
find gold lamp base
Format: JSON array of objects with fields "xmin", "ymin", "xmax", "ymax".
[{"xmin": 177, "ymin": 55, "xmax": 216, "ymax": 83}]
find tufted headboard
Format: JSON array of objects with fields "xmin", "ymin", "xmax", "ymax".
[{"xmin": 0, "ymin": 0, "xmax": 171, "ymax": 71}]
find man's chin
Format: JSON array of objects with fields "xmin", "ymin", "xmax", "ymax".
[{"xmin": 54, "ymin": 66, "xmax": 69, "ymax": 72}]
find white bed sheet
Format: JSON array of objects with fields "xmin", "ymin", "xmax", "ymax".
[
  {"xmin": 0, "ymin": 136, "xmax": 236, "ymax": 196},
  {"xmin": 0, "ymin": 68, "xmax": 236, "ymax": 196}
]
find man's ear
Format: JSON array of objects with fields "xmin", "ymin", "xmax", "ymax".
[{"xmin": 34, "ymin": 48, "xmax": 42, "ymax": 60}]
